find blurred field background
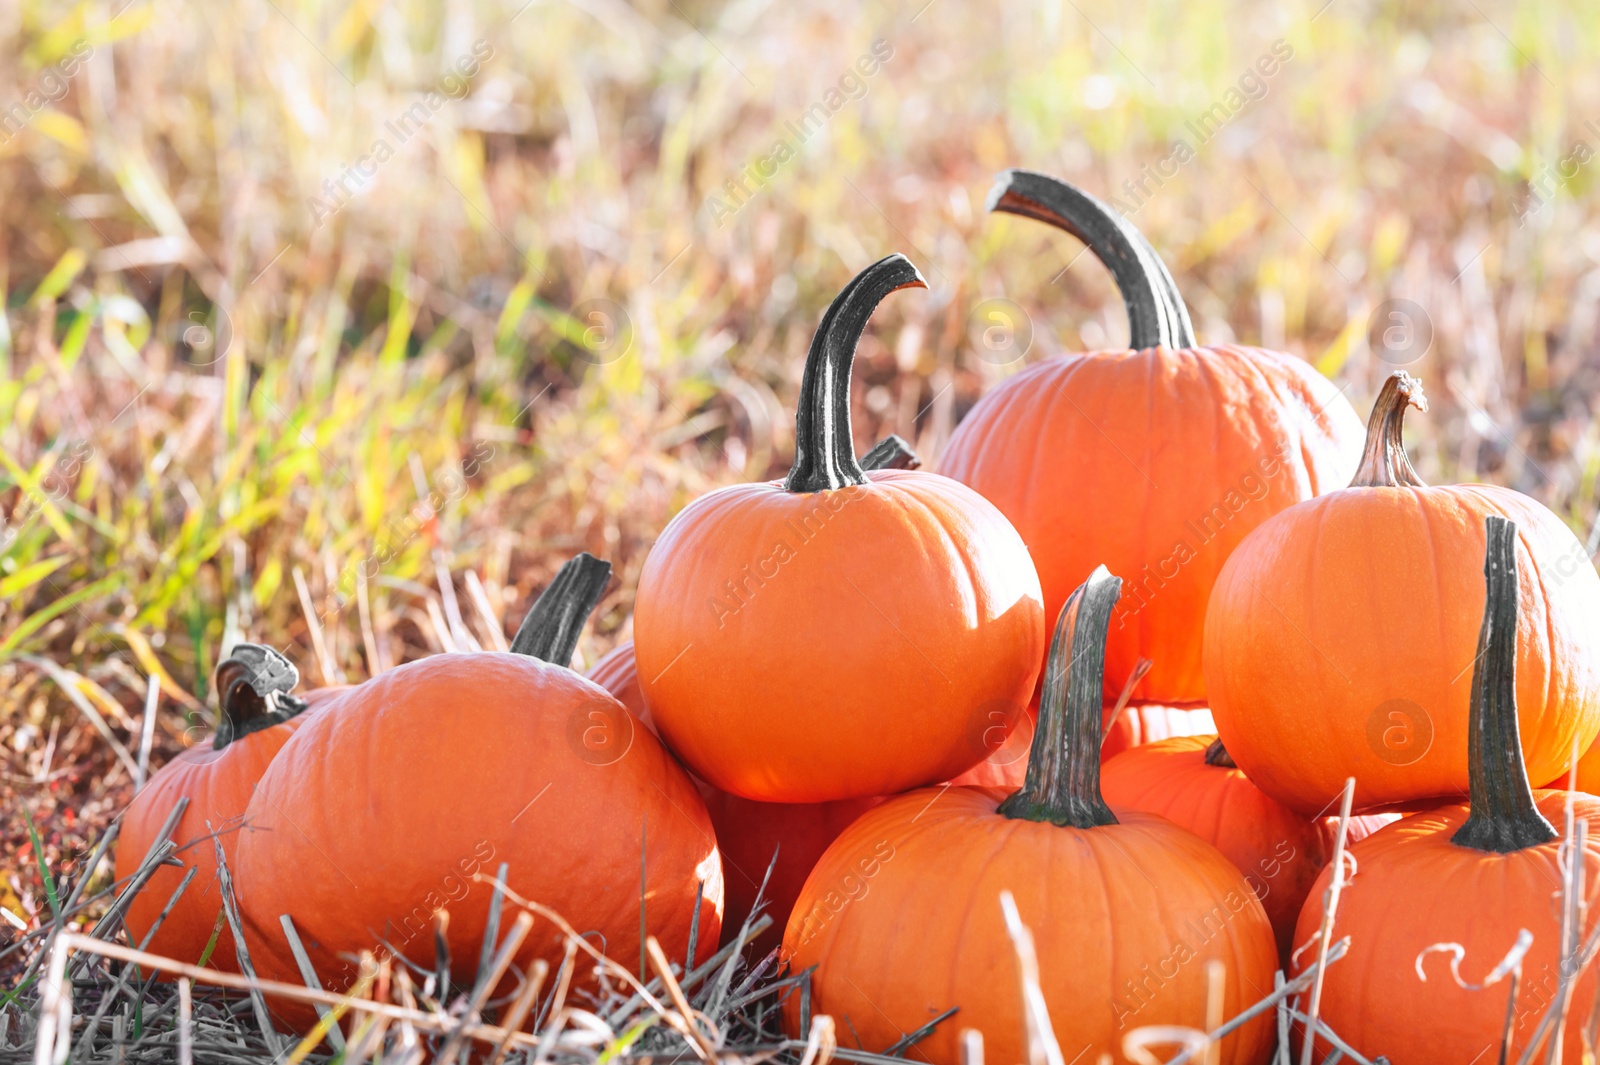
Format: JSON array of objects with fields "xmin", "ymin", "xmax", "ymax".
[{"xmin": 2, "ymin": 0, "xmax": 1599, "ymax": 928}]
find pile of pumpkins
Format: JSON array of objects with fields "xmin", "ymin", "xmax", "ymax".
[{"xmin": 116, "ymin": 170, "xmax": 1600, "ymax": 1065}]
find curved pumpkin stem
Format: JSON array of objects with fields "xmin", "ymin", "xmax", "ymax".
[
  {"xmin": 1349, "ymin": 371, "xmax": 1429, "ymax": 488},
  {"xmin": 1451, "ymin": 517, "xmax": 1557, "ymax": 853},
  {"xmin": 860, "ymin": 433, "xmax": 921, "ymax": 472},
  {"xmin": 213, "ymin": 644, "xmax": 310, "ymax": 750},
  {"xmin": 509, "ymin": 552, "xmax": 613, "ymax": 665},
  {"xmin": 985, "ymin": 169, "xmax": 1195, "ymax": 350},
  {"xmin": 1203, "ymin": 738, "xmax": 1238, "ymax": 769},
  {"xmin": 784, "ymin": 255, "xmax": 928, "ymax": 493},
  {"xmin": 999, "ymin": 565, "xmax": 1123, "ymax": 829}
]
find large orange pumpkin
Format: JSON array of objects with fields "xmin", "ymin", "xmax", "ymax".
[
  {"xmin": 235, "ymin": 553, "xmax": 722, "ymax": 1026},
  {"xmin": 636, "ymin": 254, "xmax": 1045, "ymax": 802},
  {"xmin": 1292, "ymin": 517, "xmax": 1600, "ymax": 1063},
  {"xmin": 1206, "ymin": 372, "xmax": 1600, "ymax": 814},
  {"xmin": 783, "ymin": 566, "xmax": 1277, "ymax": 1064},
  {"xmin": 115, "ymin": 645, "xmax": 316, "ymax": 970},
  {"xmin": 1101, "ymin": 734, "xmax": 1396, "ymax": 962},
  {"xmin": 938, "ymin": 169, "xmax": 1364, "ymax": 706}
]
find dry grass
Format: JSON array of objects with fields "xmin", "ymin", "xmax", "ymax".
[{"xmin": 2, "ymin": 0, "xmax": 1600, "ymax": 1034}]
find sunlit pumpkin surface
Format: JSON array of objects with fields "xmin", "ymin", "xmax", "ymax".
[
  {"xmin": 233, "ymin": 653, "xmax": 722, "ymax": 1031},
  {"xmin": 1293, "ymin": 792, "xmax": 1600, "ymax": 1064},
  {"xmin": 636, "ymin": 469, "xmax": 1045, "ymax": 802},
  {"xmin": 940, "ymin": 344, "xmax": 1363, "ymax": 707},
  {"xmin": 1206, "ymin": 483, "xmax": 1600, "ymax": 814},
  {"xmin": 783, "ymin": 786, "xmax": 1278, "ymax": 1065}
]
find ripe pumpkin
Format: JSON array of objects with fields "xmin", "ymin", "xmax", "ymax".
[
  {"xmin": 585, "ymin": 432, "xmax": 914, "ymax": 953},
  {"xmin": 1292, "ymin": 517, "xmax": 1600, "ymax": 1064},
  {"xmin": 636, "ymin": 254, "xmax": 1045, "ymax": 802},
  {"xmin": 1101, "ymin": 734, "xmax": 1396, "ymax": 962},
  {"xmin": 1206, "ymin": 372, "xmax": 1600, "ymax": 814},
  {"xmin": 783, "ymin": 566, "xmax": 1277, "ymax": 1064},
  {"xmin": 235, "ymin": 553, "xmax": 722, "ymax": 1025},
  {"xmin": 1558, "ymin": 738, "xmax": 1600, "ymax": 793},
  {"xmin": 938, "ymin": 169, "xmax": 1364, "ymax": 705},
  {"xmin": 115, "ymin": 645, "xmax": 315, "ymax": 970}
]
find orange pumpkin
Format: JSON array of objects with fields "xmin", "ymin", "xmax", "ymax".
[
  {"xmin": 1554, "ymin": 737, "xmax": 1600, "ymax": 793},
  {"xmin": 587, "ymin": 637, "xmax": 879, "ymax": 955},
  {"xmin": 235, "ymin": 554, "xmax": 722, "ymax": 1027},
  {"xmin": 1102, "ymin": 702, "xmax": 1216, "ymax": 759},
  {"xmin": 938, "ymin": 170, "xmax": 1364, "ymax": 707},
  {"xmin": 1206, "ymin": 372, "xmax": 1600, "ymax": 814},
  {"xmin": 636, "ymin": 254, "xmax": 1045, "ymax": 802},
  {"xmin": 1102, "ymin": 734, "xmax": 1396, "ymax": 962},
  {"xmin": 1292, "ymin": 517, "xmax": 1600, "ymax": 1064},
  {"xmin": 115, "ymin": 645, "xmax": 315, "ymax": 970},
  {"xmin": 783, "ymin": 566, "xmax": 1277, "ymax": 1064}
]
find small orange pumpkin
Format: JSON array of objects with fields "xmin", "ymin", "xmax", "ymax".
[
  {"xmin": 115, "ymin": 645, "xmax": 315, "ymax": 970},
  {"xmin": 587, "ymin": 435, "xmax": 913, "ymax": 951},
  {"xmin": 636, "ymin": 254, "xmax": 1045, "ymax": 802},
  {"xmin": 1292, "ymin": 517, "xmax": 1600, "ymax": 1064},
  {"xmin": 939, "ymin": 170, "xmax": 1364, "ymax": 706},
  {"xmin": 783, "ymin": 566, "xmax": 1277, "ymax": 1064},
  {"xmin": 1206, "ymin": 372, "xmax": 1600, "ymax": 813},
  {"xmin": 1102, "ymin": 734, "xmax": 1396, "ymax": 962},
  {"xmin": 236, "ymin": 554, "xmax": 721, "ymax": 1026}
]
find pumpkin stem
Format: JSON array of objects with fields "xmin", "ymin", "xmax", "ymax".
[
  {"xmin": 985, "ymin": 169, "xmax": 1195, "ymax": 350},
  {"xmin": 999, "ymin": 565, "xmax": 1123, "ymax": 829},
  {"xmin": 860, "ymin": 433, "xmax": 921, "ymax": 472},
  {"xmin": 214, "ymin": 644, "xmax": 310, "ymax": 750},
  {"xmin": 509, "ymin": 552, "xmax": 613, "ymax": 666},
  {"xmin": 784, "ymin": 255, "xmax": 928, "ymax": 493},
  {"xmin": 1349, "ymin": 371, "xmax": 1429, "ymax": 488},
  {"xmin": 1451, "ymin": 517, "xmax": 1558, "ymax": 853},
  {"xmin": 1203, "ymin": 738, "xmax": 1238, "ymax": 768}
]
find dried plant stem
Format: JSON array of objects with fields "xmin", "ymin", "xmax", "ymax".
[
  {"xmin": 279, "ymin": 912, "xmax": 345, "ymax": 1051},
  {"xmin": 177, "ymin": 978, "xmax": 193, "ymax": 1065},
  {"xmin": 135, "ymin": 672, "xmax": 160, "ymax": 790},
  {"xmin": 435, "ymin": 911, "xmax": 535, "ymax": 1065},
  {"xmin": 647, "ymin": 935, "xmax": 716, "ymax": 1059},
  {"xmin": 1298, "ymin": 777, "xmax": 1356, "ymax": 1065},
  {"xmin": 356, "ymin": 567, "xmax": 385, "ymax": 673},
  {"xmin": 464, "ymin": 568, "xmax": 510, "ymax": 652},
  {"xmin": 33, "ymin": 933, "xmax": 551, "ymax": 1053},
  {"xmin": 999, "ymin": 890, "xmax": 1065, "ymax": 1065},
  {"xmin": 1101, "ymin": 657, "xmax": 1153, "ymax": 737},
  {"xmin": 485, "ymin": 958, "xmax": 549, "ymax": 1065},
  {"xmin": 293, "ymin": 565, "xmax": 341, "ymax": 682}
]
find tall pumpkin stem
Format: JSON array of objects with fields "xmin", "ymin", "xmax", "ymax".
[
  {"xmin": 1349, "ymin": 371, "xmax": 1429, "ymax": 488},
  {"xmin": 1203, "ymin": 738, "xmax": 1238, "ymax": 768},
  {"xmin": 1451, "ymin": 517, "xmax": 1558, "ymax": 853},
  {"xmin": 213, "ymin": 644, "xmax": 310, "ymax": 750},
  {"xmin": 784, "ymin": 255, "xmax": 928, "ymax": 493},
  {"xmin": 999, "ymin": 565, "xmax": 1123, "ymax": 829},
  {"xmin": 985, "ymin": 169, "xmax": 1195, "ymax": 350},
  {"xmin": 510, "ymin": 552, "xmax": 613, "ymax": 665}
]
